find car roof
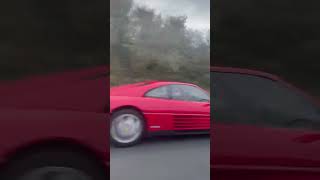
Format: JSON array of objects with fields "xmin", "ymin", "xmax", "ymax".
[
  {"xmin": 211, "ymin": 66, "xmax": 281, "ymax": 81},
  {"xmin": 110, "ymin": 80, "xmax": 198, "ymax": 97}
]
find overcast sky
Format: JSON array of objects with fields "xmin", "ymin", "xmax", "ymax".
[{"xmin": 134, "ymin": 0, "xmax": 210, "ymax": 31}]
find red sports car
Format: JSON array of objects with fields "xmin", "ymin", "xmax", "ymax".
[
  {"xmin": 110, "ymin": 81, "xmax": 210, "ymax": 147},
  {"xmin": 211, "ymin": 67, "xmax": 320, "ymax": 179},
  {"xmin": 0, "ymin": 67, "xmax": 109, "ymax": 180}
]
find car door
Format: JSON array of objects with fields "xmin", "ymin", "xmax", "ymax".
[
  {"xmin": 143, "ymin": 84, "xmax": 210, "ymax": 131},
  {"xmin": 211, "ymin": 71, "xmax": 320, "ymax": 179},
  {"xmin": 166, "ymin": 84, "xmax": 210, "ymax": 131}
]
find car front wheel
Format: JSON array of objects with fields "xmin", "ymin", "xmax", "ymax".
[
  {"xmin": 3, "ymin": 148, "xmax": 107, "ymax": 180},
  {"xmin": 111, "ymin": 109, "xmax": 145, "ymax": 147}
]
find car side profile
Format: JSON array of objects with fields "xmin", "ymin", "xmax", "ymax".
[
  {"xmin": 211, "ymin": 67, "xmax": 320, "ymax": 179},
  {"xmin": 110, "ymin": 81, "xmax": 210, "ymax": 147},
  {"xmin": 0, "ymin": 67, "xmax": 109, "ymax": 180}
]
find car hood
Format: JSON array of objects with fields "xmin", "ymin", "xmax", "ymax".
[{"xmin": 0, "ymin": 66, "xmax": 109, "ymax": 113}]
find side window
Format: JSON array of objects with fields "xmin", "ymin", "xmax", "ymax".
[
  {"xmin": 170, "ymin": 85, "xmax": 209, "ymax": 102},
  {"xmin": 145, "ymin": 86, "xmax": 170, "ymax": 99},
  {"xmin": 212, "ymin": 72, "xmax": 319, "ymax": 129}
]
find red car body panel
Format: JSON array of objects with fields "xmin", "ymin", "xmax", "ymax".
[
  {"xmin": 0, "ymin": 66, "xmax": 109, "ymax": 169},
  {"xmin": 211, "ymin": 67, "xmax": 320, "ymax": 179},
  {"xmin": 110, "ymin": 81, "xmax": 210, "ymax": 132}
]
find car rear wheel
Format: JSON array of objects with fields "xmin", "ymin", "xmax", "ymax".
[
  {"xmin": 3, "ymin": 149, "xmax": 107, "ymax": 180},
  {"xmin": 111, "ymin": 109, "xmax": 145, "ymax": 147}
]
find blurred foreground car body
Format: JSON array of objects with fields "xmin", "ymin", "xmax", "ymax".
[
  {"xmin": 0, "ymin": 67, "xmax": 109, "ymax": 180},
  {"xmin": 211, "ymin": 67, "xmax": 320, "ymax": 180},
  {"xmin": 110, "ymin": 81, "xmax": 210, "ymax": 147}
]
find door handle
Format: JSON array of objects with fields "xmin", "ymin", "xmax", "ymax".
[
  {"xmin": 203, "ymin": 103, "xmax": 210, "ymax": 107},
  {"xmin": 294, "ymin": 134, "xmax": 320, "ymax": 143}
]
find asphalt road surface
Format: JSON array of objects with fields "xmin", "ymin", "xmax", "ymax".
[{"xmin": 111, "ymin": 134, "xmax": 210, "ymax": 180}]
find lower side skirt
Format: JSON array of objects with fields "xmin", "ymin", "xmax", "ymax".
[{"xmin": 147, "ymin": 130, "xmax": 209, "ymax": 137}]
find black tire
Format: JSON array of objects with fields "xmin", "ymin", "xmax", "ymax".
[
  {"xmin": 3, "ymin": 148, "xmax": 108, "ymax": 180},
  {"xmin": 111, "ymin": 109, "xmax": 145, "ymax": 147}
]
